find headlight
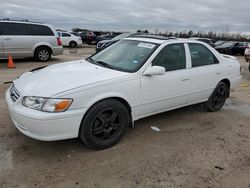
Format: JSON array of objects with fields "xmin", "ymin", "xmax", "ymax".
[{"xmin": 22, "ymin": 97, "xmax": 73, "ymax": 112}]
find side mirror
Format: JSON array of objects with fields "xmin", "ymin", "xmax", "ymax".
[{"xmin": 143, "ymin": 66, "xmax": 165, "ymax": 76}]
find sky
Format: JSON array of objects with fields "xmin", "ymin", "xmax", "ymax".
[{"xmin": 0, "ymin": 0, "xmax": 249, "ymax": 33}]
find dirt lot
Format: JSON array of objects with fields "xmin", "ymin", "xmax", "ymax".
[{"xmin": 0, "ymin": 47, "xmax": 250, "ymax": 188}]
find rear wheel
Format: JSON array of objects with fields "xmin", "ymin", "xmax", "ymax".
[
  {"xmin": 35, "ymin": 47, "xmax": 51, "ymax": 62},
  {"xmin": 69, "ymin": 41, "xmax": 77, "ymax": 48},
  {"xmin": 205, "ymin": 82, "xmax": 229, "ymax": 112},
  {"xmin": 79, "ymin": 99, "xmax": 129, "ymax": 150}
]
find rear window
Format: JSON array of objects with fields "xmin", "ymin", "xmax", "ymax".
[
  {"xmin": 2, "ymin": 22, "xmax": 30, "ymax": 35},
  {"xmin": 61, "ymin": 33, "xmax": 71, "ymax": 37},
  {"xmin": 30, "ymin": 24, "xmax": 54, "ymax": 36}
]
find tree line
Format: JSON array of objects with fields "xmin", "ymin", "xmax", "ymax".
[
  {"xmin": 72, "ymin": 27, "xmax": 250, "ymax": 42},
  {"xmin": 139, "ymin": 30, "xmax": 250, "ymax": 42}
]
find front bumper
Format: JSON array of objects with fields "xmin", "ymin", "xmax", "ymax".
[{"xmin": 5, "ymin": 87, "xmax": 86, "ymax": 141}]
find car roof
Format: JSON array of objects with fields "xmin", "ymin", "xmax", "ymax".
[
  {"xmin": 126, "ymin": 35, "xmax": 174, "ymax": 44},
  {"xmin": 0, "ymin": 19, "xmax": 50, "ymax": 27},
  {"xmin": 126, "ymin": 35, "xmax": 205, "ymax": 45}
]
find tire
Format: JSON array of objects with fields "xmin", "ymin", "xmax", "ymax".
[
  {"xmin": 79, "ymin": 99, "xmax": 129, "ymax": 150},
  {"xmin": 205, "ymin": 82, "xmax": 229, "ymax": 112},
  {"xmin": 35, "ymin": 47, "xmax": 51, "ymax": 62},
  {"xmin": 69, "ymin": 41, "xmax": 77, "ymax": 48}
]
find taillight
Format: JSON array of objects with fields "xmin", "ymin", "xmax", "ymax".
[{"xmin": 57, "ymin": 37, "xmax": 62, "ymax": 46}]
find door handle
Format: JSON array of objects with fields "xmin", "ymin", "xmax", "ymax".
[
  {"xmin": 216, "ymin": 72, "xmax": 221, "ymax": 75},
  {"xmin": 181, "ymin": 78, "xmax": 189, "ymax": 81},
  {"xmin": 4, "ymin": 38, "xmax": 11, "ymax": 41}
]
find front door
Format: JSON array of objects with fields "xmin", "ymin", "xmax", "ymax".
[
  {"xmin": 2, "ymin": 22, "xmax": 34, "ymax": 58},
  {"xmin": 139, "ymin": 43, "xmax": 190, "ymax": 117}
]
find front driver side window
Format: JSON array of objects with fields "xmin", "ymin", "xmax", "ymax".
[
  {"xmin": 189, "ymin": 43, "xmax": 219, "ymax": 67},
  {"xmin": 152, "ymin": 43, "xmax": 186, "ymax": 71}
]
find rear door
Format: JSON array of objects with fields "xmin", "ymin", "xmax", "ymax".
[
  {"xmin": 2, "ymin": 22, "xmax": 34, "ymax": 58},
  {"xmin": 187, "ymin": 43, "xmax": 224, "ymax": 103},
  {"xmin": 0, "ymin": 23, "xmax": 3, "ymax": 58}
]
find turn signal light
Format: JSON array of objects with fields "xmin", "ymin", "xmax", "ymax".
[{"xmin": 55, "ymin": 100, "xmax": 71, "ymax": 112}]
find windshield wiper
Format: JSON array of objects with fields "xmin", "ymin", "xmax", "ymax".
[
  {"xmin": 95, "ymin": 61, "xmax": 115, "ymax": 70},
  {"xmin": 86, "ymin": 57, "xmax": 94, "ymax": 62}
]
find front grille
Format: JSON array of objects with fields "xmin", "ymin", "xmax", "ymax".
[{"xmin": 10, "ymin": 85, "xmax": 21, "ymax": 102}]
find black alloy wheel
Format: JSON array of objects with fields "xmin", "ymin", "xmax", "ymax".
[
  {"xmin": 79, "ymin": 99, "xmax": 129, "ymax": 150},
  {"xmin": 206, "ymin": 82, "xmax": 229, "ymax": 112}
]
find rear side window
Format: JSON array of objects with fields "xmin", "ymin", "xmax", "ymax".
[
  {"xmin": 62, "ymin": 33, "xmax": 71, "ymax": 37},
  {"xmin": 2, "ymin": 22, "xmax": 30, "ymax": 35},
  {"xmin": 30, "ymin": 24, "xmax": 54, "ymax": 36},
  {"xmin": 152, "ymin": 43, "xmax": 186, "ymax": 71},
  {"xmin": 189, "ymin": 43, "xmax": 219, "ymax": 67}
]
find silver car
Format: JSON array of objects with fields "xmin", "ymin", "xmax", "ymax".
[{"xmin": 0, "ymin": 19, "xmax": 63, "ymax": 62}]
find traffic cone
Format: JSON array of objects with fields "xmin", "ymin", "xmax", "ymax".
[{"xmin": 7, "ymin": 55, "xmax": 15, "ymax": 68}]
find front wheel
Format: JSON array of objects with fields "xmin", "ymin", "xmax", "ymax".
[
  {"xmin": 79, "ymin": 99, "xmax": 129, "ymax": 150},
  {"xmin": 205, "ymin": 82, "xmax": 229, "ymax": 112}
]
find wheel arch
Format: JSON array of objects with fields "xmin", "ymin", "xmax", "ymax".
[
  {"xmin": 69, "ymin": 40, "xmax": 77, "ymax": 45},
  {"xmin": 220, "ymin": 78, "xmax": 231, "ymax": 97},
  {"xmin": 34, "ymin": 45, "xmax": 52, "ymax": 56},
  {"xmin": 79, "ymin": 96, "xmax": 133, "ymax": 133}
]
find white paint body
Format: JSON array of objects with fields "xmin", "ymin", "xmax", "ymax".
[
  {"xmin": 5, "ymin": 38, "xmax": 242, "ymax": 141},
  {"xmin": 57, "ymin": 32, "xmax": 82, "ymax": 47}
]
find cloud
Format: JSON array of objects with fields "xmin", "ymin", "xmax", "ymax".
[{"xmin": 0, "ymin": 0, "xmax": 249, "ymax": 33}]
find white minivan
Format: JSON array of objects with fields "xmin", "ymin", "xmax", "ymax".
[{"xmin": 0, "ymin": 19, "xmax": 63, "ymax": 62}]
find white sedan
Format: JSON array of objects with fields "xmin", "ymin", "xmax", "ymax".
[
  {"xmin": 57, "ymin": 31, "xmax": 82, "ymax": 48},
  {"xmin": 6, "ymin": 36, "xmax": 241, "ymax": 149}
]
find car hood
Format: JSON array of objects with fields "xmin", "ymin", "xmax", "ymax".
[
  {"xmin": 99, "ymin": 39, "xmax": 118, "ymax": 44},
  {"xmin": 13, "ymin": 60, "xmax": 129, "ymax": 97}
]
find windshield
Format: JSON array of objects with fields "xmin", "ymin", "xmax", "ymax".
[
  {"xmin": 87, "ymin": 40, "xmax": 159, "ymax": 72},
  {"xmin": 111, "ymin": 33, "xmax": 131, "ymax": 41},
  {"xmin": 221, "ymin": 42, "xmax": 235, "ymax": 47},
  {"xmin": 215, "ymin": 41, "xmax": 225, "ymax": 45}
]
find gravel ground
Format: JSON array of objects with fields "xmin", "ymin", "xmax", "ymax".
[{"xmin": 0, "ymin": 47, "xmax": 249, "ymax": 188}]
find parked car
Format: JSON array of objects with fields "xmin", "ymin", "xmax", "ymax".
[
  {"xmin": 6, "ymin": 36, "xmax": 241, "ymax": 149},
  {"xmin": 244, "ymin": 43, "xmax": 250, "ymax": 71},
  {"xmin": 57, "ymin": 31, "xmax": 82, "ymax": 48},
  {"xmin": 95, "ymin": 33, "xmax": 119, "ymax": 44},
  {"xmin": 214, "ymin": 40, "xmax": 226, "ymax": 47},
  {"xmin": 190, "ymin": 38, "xmax": 215, "ymax": 47},
  {"xmin": 215, "ymin": 41, "xmax": 247, "ymax": 55},
  {"xmin": 79, "ymin": 31, "xmax": 101, "ymax": 45},
  {"xmin": 96, "ymin": 33, "xmax": 133, "ymax": 52},
  {"xmin": 0, "ymin": 19, "xmax": 63, "ymax": 62}
]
